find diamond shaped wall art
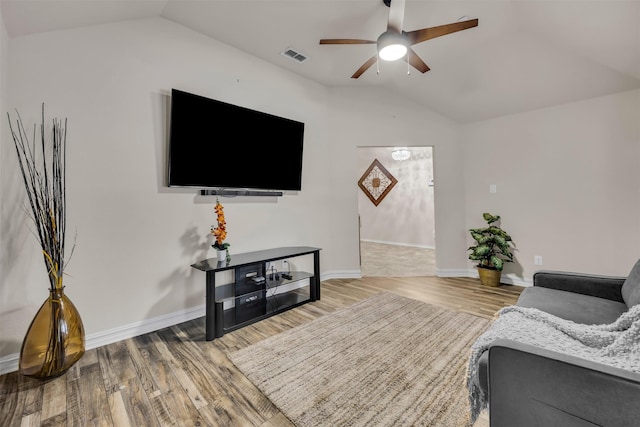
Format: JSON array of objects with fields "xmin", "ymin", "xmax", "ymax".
[{"xmin": 358, "ymin": 159, "xmax": 398, "ymax": 206}]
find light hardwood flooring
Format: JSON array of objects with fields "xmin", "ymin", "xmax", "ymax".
[{"xmin": 0, "ymin": 277, "xmax": 523, "ymax": 427}]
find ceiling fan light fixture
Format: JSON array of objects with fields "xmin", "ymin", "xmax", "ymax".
[{"xmin": 377, "ymin": 31, "xmax": 408, "ymax": 61}]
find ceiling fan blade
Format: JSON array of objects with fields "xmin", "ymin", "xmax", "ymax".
[
  {"xmin": 405, "ymin": 48, "xmax": 430, "ymax": 73},
  {"xmin": 406, "ymin": 18, "xmax": 479, "ymax": 45},
  {"xmin": 387, "ymin": 0, "xmax": 406, "ymax": 33},
  {"xmin": 351, "ymin": 56, "xmax": 378, "ymax": 79},
  {"xmin": 320, "ymin": 39, "xmax": 376, "ymax": 45}
]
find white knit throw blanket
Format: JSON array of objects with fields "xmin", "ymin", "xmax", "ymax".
[{"xmin": 466, "ymin": 304, "xmax": 640, "ymax": 426}]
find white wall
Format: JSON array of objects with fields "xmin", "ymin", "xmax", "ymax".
[
  {"xmin": 357, "ymin": 146, "xmax": 435, "ymax": 248},
  {"xmin": 0, "ymin": 17, "xmax": 466, "ymax": 366},
  {"xmin": 0, "ymin": 0, "xmax": 5, "ymax": 288},
  {"xmin": 462, "ymin": 89, "xmax": 640, "ymax": 281},
  {"xmin": 0, "ymin": 17, "xmax": 333, "ymax": 361},
  {"xmin": 5, "ymin": 13, "xmax": 634, "ymax": 370},
  {"xmin": 327, "ymin": 87, "xmax": 466, "ymax": 273}
]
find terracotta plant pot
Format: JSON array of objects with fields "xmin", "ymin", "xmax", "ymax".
[{"xmin": 477, "ymin": 267, "xmax": 502, "ymax": 287}]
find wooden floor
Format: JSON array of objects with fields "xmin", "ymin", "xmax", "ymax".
[{"xmin": 0, "ymin": 276, "xmax": 523, "ymax": 427}]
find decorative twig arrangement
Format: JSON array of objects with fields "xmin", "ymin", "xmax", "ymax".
[{"xmin": 7, "ymin": 104, "xmax": 75, "ymax": 290}]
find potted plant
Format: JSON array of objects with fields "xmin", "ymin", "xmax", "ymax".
[
  {"xmin": 211, "ymin": 198, "xmax": 230, "ymax": 261},
  {"xmin": 468, "ymin": 212, "xmax": 514, "ymax": 287}
]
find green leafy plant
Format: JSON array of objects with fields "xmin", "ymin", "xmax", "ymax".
[{"xmin": 468, "ymin": 212, "xmax": 514, "ymax": 271}]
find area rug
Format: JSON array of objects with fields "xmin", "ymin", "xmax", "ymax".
[{"xmin": 228, "ymin": 292, "xmax": 491, "ymax": 427}]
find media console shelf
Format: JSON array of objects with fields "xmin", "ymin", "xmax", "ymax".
[{"xmin": 191, "ymin": 246, "xmax": 321, "ymax": 341}]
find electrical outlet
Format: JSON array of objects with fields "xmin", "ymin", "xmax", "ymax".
[{"xmin": 534, "ymin": 256, "xmax": 543, "ymax": 266}]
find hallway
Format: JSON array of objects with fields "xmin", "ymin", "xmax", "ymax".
[{"xmin": 360, "ymin": 241, "xmax": 436, "ymax": 277}]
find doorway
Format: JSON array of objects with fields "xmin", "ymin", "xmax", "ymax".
[{"xmin": 357, "ymin": 146, "xmax": 436, "ymax": 277}]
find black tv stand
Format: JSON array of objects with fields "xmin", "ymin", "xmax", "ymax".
[{"xmin": 191, "ymin": 246, "xmax": 321, "ymax": 340}]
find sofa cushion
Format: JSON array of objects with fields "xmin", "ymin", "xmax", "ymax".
[
  {"xmin": 516, "ymin": 287, "xmax": 628, "ymax": 325},
  {"xmin": 621, "ymin": 258, "xmax": 640, "ymax": 307}
]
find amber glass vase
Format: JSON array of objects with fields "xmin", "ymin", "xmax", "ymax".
[{"xmin": 19, "ymin": 287, "xmax": 85, "ymax": 379}]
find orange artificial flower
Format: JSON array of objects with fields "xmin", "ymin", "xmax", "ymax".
[{"xmin": 211, "ymin": 198, "xmax": 230, "ymax": 250}]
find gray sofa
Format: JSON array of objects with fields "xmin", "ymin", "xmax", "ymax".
[{"xmin": 477, "ymin": 259, "xmax": 640, "ymax": 427}]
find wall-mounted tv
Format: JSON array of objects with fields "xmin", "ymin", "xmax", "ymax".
[{"xmin": 168, "ymin": 89, "xmax": 305, "ymax": 191}]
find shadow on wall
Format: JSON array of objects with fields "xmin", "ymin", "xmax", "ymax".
[
  {"xmin": 152, "ymin": 91, "xmax": 173, "ymax": 194},
  {"xmin": 507, "ymin": 262, "xmax": 524, "ymax": 281},
  {"xmin": 0, "ymin": 308, "xmax": 27, "ymax": 358},
  {"xmin": 504, "ymin": 246, "xmax": 524, "ymax": 281},
  {"xmin": 0, "ymin": 137, "xmax": 50, "ymax": 356},
  {"xmin": 148, "ymin": 225, "xmax": 212, "ymax": 321},
  {"xmin": 497, "ymin": 218, "xmax": 524, "ymax": 282}
]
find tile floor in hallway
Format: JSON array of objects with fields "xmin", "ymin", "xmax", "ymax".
[{"xmin": 359, "ymin": 241, "xmax": 436, "ymax": 277}]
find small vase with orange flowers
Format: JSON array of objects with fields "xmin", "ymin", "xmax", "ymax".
[{"xmin": 211, "ymin": 198, "xmax": 230, "ymax": 261}]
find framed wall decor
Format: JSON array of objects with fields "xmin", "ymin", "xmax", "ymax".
[{"xmin": 358, "ymin": 158, "xmax": 398, "ymax": 206}]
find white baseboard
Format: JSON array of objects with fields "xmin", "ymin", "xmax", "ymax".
[
  {"xmin": 499, "ymin": 273, "xmax": 532, "ymax": 287},
  {"xmin": 461, "ymin": 268, "xmax": 532, "ymax": 287},
  {"xmin": 0, "ymin": 272, "xmax": 352, "ymax": 376},
  {"xmin": 435, "ymin": 268, "xmax": 470, "ymax": 277},
  {"xmin": 0, "ymin": 272, "xmax": 357, "ymax": 376},
  {"xmin": 331, "ymin": 267, "xmax": 533, "ymax": 287},
  {"xmin": 86, "ymin": 304, "xmax": 206, "ymax": 350},
  {"xmin": 0, "ymin": 304, "xmax": 206, "ymax": 376},
  {"xmin": 0, "ymin": 269, "xmax": 529, "ymax": 376},
  {"xmin": 321, "ymin": 270, "xmax": 362, "ymax": 280},
  {"xmin": 0, "ymin": 354, "xmax": 18, "ymax": 376}
]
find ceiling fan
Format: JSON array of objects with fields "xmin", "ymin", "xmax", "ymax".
[{"xmin": 319, "ymin": 0, "xmax": 478, "ymax": 79}]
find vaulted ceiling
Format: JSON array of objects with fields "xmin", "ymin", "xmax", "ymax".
[{"xmin": 2, "ymin": 0, "xmax": 640, "ymax": 123}]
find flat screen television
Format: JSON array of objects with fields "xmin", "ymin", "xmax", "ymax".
[{"xmin": 168, "ymin": 88, "xmax": 305, "ymax": 191}]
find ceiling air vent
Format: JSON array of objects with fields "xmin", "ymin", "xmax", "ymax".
[{"xmin": 281, "ymin": 48, "xmax": 309, "ymax": 63}]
